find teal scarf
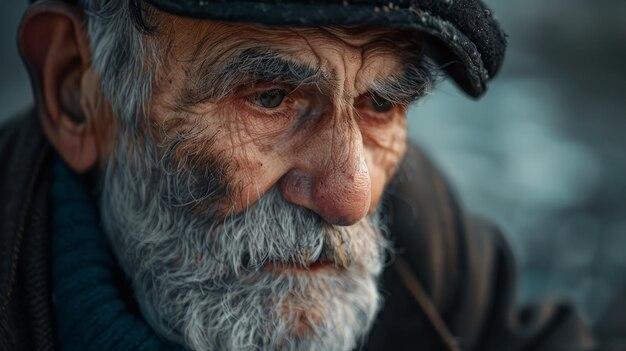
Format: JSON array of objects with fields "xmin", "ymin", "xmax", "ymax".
[{"xmin": 51, "ymin": 158, "xmax": 183, "ymax": 351}]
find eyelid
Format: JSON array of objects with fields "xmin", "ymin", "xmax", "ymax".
[
  {"xmin": 238, "ymin": 81, "xmax": 297, "ymax": 96},
  {"xmin": 352, "ymin": 94, "xmax": 401, "ymax": 124},
  {"xmin": 241, "ymin": 86, "xmax": 302, "ymax": 120}
]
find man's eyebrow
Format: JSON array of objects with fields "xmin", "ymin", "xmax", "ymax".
[
  {"xmin": 178, "ymin": 47, "xmax": 435, "ymax": 108},
  {"xmin": 179, "ymin": 48, "xmax": 328, "ymax": 107},
  {"xmin": 369, "ymin": 60, "xmax": 436, "ymax": 106},
  {"xmin": 224, "ymin": 49, "xmax": 325, "ymax": 86}
]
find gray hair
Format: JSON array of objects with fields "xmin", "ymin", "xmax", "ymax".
[
  {"xmin": 79, "ymin": 0, "xmax": 157, "ymax": 127},
  {"xmin": 100, "ymin": 120, "xmax": 388, "ymax": 350}
]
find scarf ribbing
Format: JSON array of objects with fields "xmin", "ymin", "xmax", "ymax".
[{"xmin": 51, "ymin": 158, "xmax": 183, "ymax": 351}]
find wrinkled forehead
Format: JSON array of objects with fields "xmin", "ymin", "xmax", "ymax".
[{"xmin": 156, "ymin": 15, "xmax": 422, "ymax": 82}]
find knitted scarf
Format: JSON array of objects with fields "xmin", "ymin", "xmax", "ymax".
[{"xmin": 51, "ymin": 158, "xmax": 183, "ymax": 351}]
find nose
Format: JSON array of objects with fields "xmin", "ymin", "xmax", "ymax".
[{"xmin": 279, "ymin": 120, "xmax": 371, "ymax": 226}]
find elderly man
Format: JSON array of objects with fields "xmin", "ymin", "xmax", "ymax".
[{"xmin": 0, "ymin": 0, "xmax": 596, "ymax": 350}]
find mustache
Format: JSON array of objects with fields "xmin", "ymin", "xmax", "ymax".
[{"xmin": 168, "ymin": 187, "xmax": 387, "ymax": 279}]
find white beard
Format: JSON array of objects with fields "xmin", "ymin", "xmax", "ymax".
[{"xmin": 99, "ymin": 130, "xmax": 387, "ymax": 351}]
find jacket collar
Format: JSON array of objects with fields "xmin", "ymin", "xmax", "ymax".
[
  {"xmin": 0, "ymin": 108, "xmax": 51, "ymax": 314},
  {"xmin": 0, "ymin": 108, "xmax": 54, "ymax": 349}
]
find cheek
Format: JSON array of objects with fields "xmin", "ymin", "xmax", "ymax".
[
  {"xmin": 362, "ymin": 118, "xmax": 408, "ymax": 211},
  {"xmin": 151, "ymin": 92, "xmax": 303, "ymax": 215},
  {"xmin": 209, "ymin": 104, "xmax": 298, "ymax": 212},
  {"xmin": 221, "ymin": 150, "xmax": 287, "ymax": 213},
  {"xmin": 213, "ymin": 121, "xmax": 306, "ymax": 214}
]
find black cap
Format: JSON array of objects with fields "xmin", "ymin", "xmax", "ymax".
[{"xmin": 143, "ymin": 0, "xmax": 507, "ymax": 98}]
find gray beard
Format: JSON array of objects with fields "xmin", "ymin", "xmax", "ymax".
[{"xmin": 99, "ymin": 129, "xmax": 388, "ymax": 351}]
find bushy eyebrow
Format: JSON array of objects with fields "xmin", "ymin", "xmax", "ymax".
[
  {"xmin": 223, "ymin": 49, "xmax": 328, "ymax": 88},
  {"xmin": 176, "ymin": 47, "xmax": 434, "ymax": 108},
  {"xmin": 369, "ymin": 61, "xmax": 435, "ymax": 106},
  {"xmin": 177, "ymin": 48, "xmax": 328, "ymax": 107}
]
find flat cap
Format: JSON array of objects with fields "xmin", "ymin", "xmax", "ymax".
[{"xmin": 143, "ymin": 0, "xmax": 507, "ymax": 98}]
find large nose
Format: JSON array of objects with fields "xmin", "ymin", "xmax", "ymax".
[{"xmin": 279, "ymin": 117, "xmax": 371, "ymax": 226}]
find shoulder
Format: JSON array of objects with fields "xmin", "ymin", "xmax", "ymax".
[
  {"xmin": 382, "ymin": 143, "xmax": 596, "ymax": 351},
  {"xmin": 0, "ymin": 108, "xmax": 51, "ymax": 298},
  {"xmin": 0, "ymin": 108, "xmax": 54, "ymax": 350},
  {"xmin": 0, "ymin": 106, "xmax": 51, "ymax": 254}
]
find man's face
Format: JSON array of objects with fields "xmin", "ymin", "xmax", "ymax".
[
  {"xmin": 148, "ymin": 19, "xmax": 422, "ymax": 221},
  {"xmin": 99, "ymin": 15, "xmax": 426, "ymax": 351}
]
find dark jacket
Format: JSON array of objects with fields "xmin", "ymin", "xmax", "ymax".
[{"xmin": 0, "ymin": 109, "xmax": 596, "ymax": 351}]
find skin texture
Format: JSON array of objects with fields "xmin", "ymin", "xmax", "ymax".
[{"xmin": 149, "ymin": 17, "xmax": 413, "ymax": 225}]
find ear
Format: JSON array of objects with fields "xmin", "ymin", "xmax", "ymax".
[{"xmin": 19, "ymin": 0, "xmax": 104, "ymax": 173}]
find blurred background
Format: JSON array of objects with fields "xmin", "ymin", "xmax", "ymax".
[
  {"xmin": 408, "ymin": 1, "xmax": 626, "ymax": 345},
  {"xmin": 1, "ymin": 0, "xmax": 625, "ymax": 346}
]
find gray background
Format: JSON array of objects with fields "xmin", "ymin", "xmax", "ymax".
[{"xmin": 2, "ymin": 0, "xmax": 625, "ymax": 339}]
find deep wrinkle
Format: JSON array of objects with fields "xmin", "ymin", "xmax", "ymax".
[
  {"xmin": 146, "ymin": 18, "xmax": 428, "ymax": 217},
  {"xmin": 180, "ymin": 49, "xmax": 430, "ymax": 111}
]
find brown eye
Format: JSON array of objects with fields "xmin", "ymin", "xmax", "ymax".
[
  {"xmin": 370, "ymin": 96, "xmax": 393, "ymax": 112},
  {"xmin": 256, "ymin": 89, "xmax": 286, "ymax": 108}
]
